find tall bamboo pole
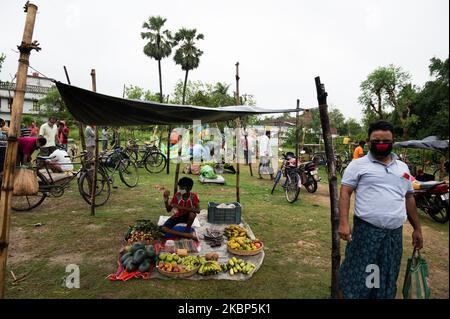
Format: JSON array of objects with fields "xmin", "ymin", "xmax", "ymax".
[
  {"xmin": 295, "ymin": 99, "xmax": 300, "ymax": 166},
  {"xmin": 173, "ymin": 134, "xmax": 183, "ymax": 195},
  {"xmin": 315, "ymin": 76, "xmax": 340, "ymax": 298},
  {"xmin": 166, "ymin": 126, "xmax": 171, "ymax": 175},
  {"xmin": 90, "ymin": 69, "xmax": 98, "ymax": 216},
  {"xmin": 63, "ymin": 66, "xmax": 86, "ymax": 152},
  {"xmin": 0, "ymin": 2, "xmax": 39, "ymax": 299},
  {"xmin": 235, "ymin": 62, "xmax": 240, "ymax": 203}
]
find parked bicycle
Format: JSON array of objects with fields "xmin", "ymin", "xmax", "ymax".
[
  {"xmin": 0, "ymin": 151, "xmax": 111, "ymax": 212},
  {"xmin": 312, "ymin": 151, "xmax": 350, "ymax": 177},
  {"xmin": 124, "ymin": 139, "xmax": 167, "ymax": 174},
  {"xmin": 99, "ymin": 146, "xmax": 139, "ymax": 187},
  {"xmin": 271, "ymin": 152, "xmax": 301, "ymax": 203}
]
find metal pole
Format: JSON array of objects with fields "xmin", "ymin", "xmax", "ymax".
[
  {"xmin": 0, "ymin": 2, "xmax": 39, "ymax": 299},
  {"xmin": 63, "ymin": 65, "xmax": 86, "ymax": 152},
  {"xmin": 166, "ymin": 126, "xmax": 171, "ymax": 175},
  {"xmin": 315, "ymin": 76, "xmax": 340, "ymax": 299},
  {"xmin": 90, "ymin": 69, "xmax": 98, "ymax": 216},
  {"xmin": 295, "ymin": 99, "xmax": 300, "ymax": 166}
]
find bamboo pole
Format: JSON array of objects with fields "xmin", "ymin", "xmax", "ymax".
[
  {"xmin": 235, "ymin": 62, "xmax": 241, "ymax": 203},
  {"xmin": 315, "ymin": 76, "xmax": 340, "ymax": 298},
  {"xmin": 295, "ymin": 99, "xmax": 300, "ymax": 166},
  {"xmin": 0, "ymin": 2, "xmax": 39, "ymax": 299},
  {"xmin": 63, "ymin": 66, "xmax": 86, "ymax": 152},
  {"xmin": 166, "ymin": 126, "xmax": 171, "ymax": 175},
  {"xmin": 90, "ymin": 69, "xmax": 98, "ymax": 216},
  {"xmin": 173, "ymin": 134, "xmax": 183, "ymax": 195}
]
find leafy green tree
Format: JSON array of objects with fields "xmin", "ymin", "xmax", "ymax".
[
  {"xmin": 124, "ymin": 84, "xmax": 160, "ymax": 102},
  {"xmin": 141, "ymin": 16, "xmax": 173, "ymax": 103},
  {"xmin": 0, "ymin": 53, "xmax": 5, "ymax": 74},
  {"xmin": 409, "ymin": 57, "xmax": 449, "ymax": 139},
  {"xmin": 38, "ymin": 86, "xmax": 74, "ymax": 124},
  {"xmin": 173, "ymin": 28, "xmax": 204, "ymax": 105}
]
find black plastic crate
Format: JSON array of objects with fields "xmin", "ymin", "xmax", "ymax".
[{"xmin": 207, "ymin": 202, "xmax": 241, "ymax": 224}]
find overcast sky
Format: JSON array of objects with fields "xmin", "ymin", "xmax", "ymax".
[{"xmin": 1, "ymin": 0, "xmax": 448, "ymax": 121}]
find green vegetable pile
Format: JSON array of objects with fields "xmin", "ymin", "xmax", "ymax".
[
  {"xmin": 124, "ymin": 219, "xmax": 164, "ymax": 242},
  {"xmin": 120, "ymin": 242, "xmax": 156, "ymax": 273}
]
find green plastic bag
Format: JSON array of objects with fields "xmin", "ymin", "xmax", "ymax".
[
  {"xmin": 200, "ymin": 165, "xmax": 217, "ymax": 179},
  {"xmin": 402, "ymin": 250, "xmax": 431, "ymax": 299}
]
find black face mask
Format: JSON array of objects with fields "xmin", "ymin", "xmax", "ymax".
[{"xmin": 370, "ymin": 142, "xmax": 393, "ymax": 157}]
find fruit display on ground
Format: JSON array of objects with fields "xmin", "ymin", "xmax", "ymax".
[
  {"xmin": 157, "ymin": 253, "xmax": 203, "ymax": 273},
  {"xmin": 125, "ymin": 220, "xmax": 164, "ymax": 244},
  {"xmin": 227, "ymin": 236, "xmax": 263, "ymax": 251},
  {"xmin": 223, "ymin": 224, "xmax": 248, "ymax": 239},
  {"xmin": 222, "ymin": 257, "xmax": 256, "ymax": 276},
  {"xmin": 120, "ymin": 241, "xmax": 156, "ymax": 273},
  {"xmin": 198, "ymin": 260, "xmax": 222, "ymax": 276}
]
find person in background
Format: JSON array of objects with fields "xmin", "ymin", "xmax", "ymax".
[
  {"xmin": 258, "ymin": 130, "xmax": 274, "ymax": 180},
  {"xmin": 338, "ymin": 120, "xmax": 423, "ymax": 299},
  {"xmin": 85, "ymin": 124, "xmax": 95, "ymax": 160},
  {"xmin": 45, "ymin": 147, "xmax": 74, "ymax": 173},
  {"xmin": 39, "ymin": 116, "xmax": 58, "ymax": 156},
  {"xmin": 57, "ymin": 120, "xmax": 69, "ymax": 151},
  {"xmin": 161, "ymin": 177, "xmax": 200, "ymax": 241},
  {"xmin": 30, "ymin": 121, "xmax": 39, "ymax": 137},
  {"xmin": 352, "ymin": 140, "xmax": 366, "ymax": 160},
  {"xmin": 20, "ymin": 123, "xmax": 31, "ymax": 137},
  {"xmin": 17, "ymin": 136, "xmax": 47, "ymax": 165},
  {"xmin": 101, "ymin": 127, "xmax": 109, "ymax": 151},
  {"xmin": 0, "ymin": 118, "xmax": 9, "ymax": 134}
]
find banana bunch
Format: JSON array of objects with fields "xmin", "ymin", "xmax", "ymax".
[
  {"xmin": 223, "ymin": 224, "xmax": 248, "ymax": 239},
  {"xmin": 198, "ymin": 261, "xmax": 222, "ymax": 276},
  {"xmin": 181, "ymin": 255, "xmax": 201, "ymax": 271},
  {"xmin": 222, "ymin": 257, "xmax": 255, "ymax": 276}
]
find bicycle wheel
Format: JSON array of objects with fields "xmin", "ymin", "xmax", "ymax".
[
  {"xmin": 78, "ymin": 168, "xmax": 111, "ymax": 207},
  {"xmin": 285, "ymin": 171, "xmax": 300, "ymax": 203},
  {"xmin": 144, "ymin": 151, "xmax": 167, "ymax": 174},
  {"xmin": 125, "ymin": 148, "xmax": 138, "ymax": 163},
  {"xmin": 427, "ymin": 196, "xmax": 449, "ymax": 223},
  {"xmin": 271, "ymin": 170, "xmax": 283, "ymax": 194},
  {"xmin": 10, "ymin": 171, "xmax": 48, "ymax": 212},
  {"xmin": 119, "ymin": 158, "xmax": 139, "ymax": 187}
]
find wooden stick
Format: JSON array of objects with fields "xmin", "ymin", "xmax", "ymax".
[
  {"xmin": 315, "ymin": 76, "xmax": 340, "ymax": 299},
  {"xmin": 173, "ymin": 133, "xmax": 183, "ymax": 195},
  {"xmin": 295, "ymin": 99, "xmax": 300, "ymax": 166},
  {"xmin": 0, "ymin": 2, "xmax": 39, "ymax": 299},
  {"xmin": 235, "ymin": 62, "xmax": 241, "ymax": 203},
  {"xmin": 10, "ymin": 271, "xmax": 16, "ymax": 281}
]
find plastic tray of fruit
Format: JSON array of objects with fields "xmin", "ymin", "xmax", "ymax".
[{"xmin": 227, "ymin": 237, "xmax": 264, "ymax": 256}]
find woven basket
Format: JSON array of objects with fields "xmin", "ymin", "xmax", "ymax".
[
  {"xmin": 157, "ymin": 266, "xmax": 199, "ymax": 278},
  {"xmin": 227, "ymin": 243, "xmax": 264, "ymax": 256}
]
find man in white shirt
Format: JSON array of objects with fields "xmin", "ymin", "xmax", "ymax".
[
  {"xmin": 39, "ymin": 117, "xmax": 58, "ymax": 156},
  {"xmin": 258, "ymin": 130, "xmax": 273, "ymax": 179},
  {"xmin": 46, "ymin": 148, "xmax": 74, "ymax": 173}
]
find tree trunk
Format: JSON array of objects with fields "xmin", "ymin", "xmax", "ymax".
[
  {"xmin": 182, "ymin": 70, "xmax": 189, "ymax": 105},
  {"xmin": 158, "ymin": 59, "xmax": 163, "ymax": 103}
]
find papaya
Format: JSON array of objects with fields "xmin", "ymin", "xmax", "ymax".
[
  {"xmin": 132, "ymin": 242, "xmax": 145, "ymax": 252},
  {"xmin": 124, "ymin": 256, "xmax": 134, "ymax": 266},
  {"xmin": 138, "ymin": 259, "xmax": 151, "ymax": 272},
  {"xmin": 133, "ymin": 249, "xmax": 147, "ymax": 264}
]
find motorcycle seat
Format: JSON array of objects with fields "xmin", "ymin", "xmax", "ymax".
[{"xmin": 413, "ymin": 180, "xmax": 445, "ymax": 190}]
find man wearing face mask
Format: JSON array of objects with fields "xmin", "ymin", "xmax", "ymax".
[
  {"xmin": 161, "ymin": 177, "xmax": 200, "ymax": 241},
  {"xmin": 338, "ymin": 120, "xmax": 423, "ymax": 299}
]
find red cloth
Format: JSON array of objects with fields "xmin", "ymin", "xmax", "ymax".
[
  {"xmin": 18, "ymin": 137, "xmax": 38, "ymax": 156},
  {"xmin": 170, "ymin": 192, "xmax": 199, "ymax": 217},
  {"xmin": 58, "ymin": 127, "xmax": 69, "ymax": 144}
]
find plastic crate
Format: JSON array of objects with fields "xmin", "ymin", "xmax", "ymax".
[{"xmin": 207, "ymin": 202, "xmax": 242, "ymax": 224}]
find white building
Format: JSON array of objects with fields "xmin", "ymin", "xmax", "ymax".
[{"xmin": 0, "ymin": 72, "xmax": 53, "ymax": 125}]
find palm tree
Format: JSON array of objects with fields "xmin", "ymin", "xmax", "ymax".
[
  {"xmin": 173, "ymin": 28, "xmax": 204, "ymax": 105},
  {"xmin": 141, "ymin": 16, "xmax": 173, "ymax": 103}
]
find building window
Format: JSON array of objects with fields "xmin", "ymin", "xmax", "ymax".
[
  {"xmin": 8, "ymin": 98, "xmax": 13, "ymax": 109},
  {"xmin": 32, "ymin": 100, "xmax": 40, "ymax": 111}
]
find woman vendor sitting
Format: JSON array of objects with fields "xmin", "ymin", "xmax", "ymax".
[{"xmin": 161, "ymin": 177, "xmax": 200, "ymax": 241}]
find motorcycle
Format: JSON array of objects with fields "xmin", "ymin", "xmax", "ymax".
[
  {"xmin": 413, "ymin": 180, "xmax": 449, "ymax": 223},
  {"xmin": 298, "ymin": 161, "xmax": 319, "ymax": 193}
]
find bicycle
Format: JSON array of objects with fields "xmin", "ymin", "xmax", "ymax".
[
  {"xmin": 0, "ymin": 151, "xmax": 111, "ymax": 212},
  {"xmin": 99, "ymin": 146, "xmax": 139, "ymax": 187},
  {"xmin": 124, "ymin": 139, "xmax": 167, "ymax": 174},
  {"xmin": 271, "ymin": 153, "xmax": 301, "ymax": 203}
]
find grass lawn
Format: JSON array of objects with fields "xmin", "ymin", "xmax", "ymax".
[{"xmin": 5, "ymin": 162, "xmax": 449, "ymax": 299}]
